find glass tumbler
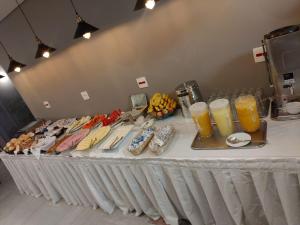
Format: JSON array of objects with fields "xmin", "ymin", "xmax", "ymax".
[
  {"xmin": 209, "ymin": 98, "xmax": 234, "ymax": 137},
  {"xmin": 189, "ymin": 102, "xmax": 213, "ymax": 138},
  {"xmin": 235, "ymin": 95, "xmax": 260, "ymax": 133}
]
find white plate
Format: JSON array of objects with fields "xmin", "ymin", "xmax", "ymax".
[
  {"xmin": 226, "ymin": 132, "xmax": 251, "ymax": 148},
  {"xmin": 286, "ymin": 102, "xmax": 300, "ymax": 114}
]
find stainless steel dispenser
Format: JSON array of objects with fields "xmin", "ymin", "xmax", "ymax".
[
  {"xmin": 176, "ymin": 80, "xmax": 203, "ymax": 118},
  {"xmin": 263, "ymin": 25, "xmax": 300, "ymax": 120}
]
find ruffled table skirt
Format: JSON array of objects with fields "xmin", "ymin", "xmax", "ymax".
[{"xmin": 2, "ymin": 155, "xmax": 300, "ymax": 225}]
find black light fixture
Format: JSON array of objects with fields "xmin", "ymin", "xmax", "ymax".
[
  {"xmin": 0, "ymin": 74, "xmax": 5, "ymax": 79},
  {"xmin": 134, "ymin": 0, "xmax": 159, "ymax": 10},
  {"xmin": 70, "ymin": 0, "xmax": 98, "ymax": 39},
  {"xmin": 0, "ymin": 41, "xmax": 26, "ymax": 73},
  {"xmin": 16, "ymin": 0, "xmax": 56, "ymax": 59}
]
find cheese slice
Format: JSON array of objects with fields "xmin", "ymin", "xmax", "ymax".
[
  {"xmin": 66, "ymin": 116, "xmax": 91, "ymax": 134},
  {"xmin": 76, "ymin": 126, "xmax": 111, "ymax": 151}
]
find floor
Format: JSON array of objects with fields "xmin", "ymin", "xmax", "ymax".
[{"xmin": 0, "ymin": 162, "xmax": 153, "ymax": 225}]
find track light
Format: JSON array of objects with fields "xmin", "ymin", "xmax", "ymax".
[
  {"xmin": 16, "ymin": 0, "xmax": 56, "ymax": 59},
  {"xmin": 0, "ymin": 41, "xmax": 26, "ymax": 73},
  {"xmin": 70, "ymin": 0, "xmax": 98, "ymax": 39},
  {"xmin": 134, "ymin": 0, "xmax": 159, "ymax": 11}
]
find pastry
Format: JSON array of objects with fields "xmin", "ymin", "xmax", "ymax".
[
  {"xmin": 128, "ymin": 127, "xmax": 154, "ymax": 155},
  {"xmin": 149, "ymin": 125, "xmax": 175, "ymax": 155}
]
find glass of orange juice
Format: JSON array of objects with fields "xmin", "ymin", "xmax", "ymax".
[
  {"xmin": 209, "ymin": 98, "xmax": 234, "ymax": 137},
  {"xmin": 235, "ymin": 95, "xmax": 260, "ymax": 133},
  {"xmin": 189, "ymin": 102, "xmax": 213, "ymax": 138}
]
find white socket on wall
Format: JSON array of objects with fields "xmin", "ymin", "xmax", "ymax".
[
  {"xmin": 80, "ymin": 91, "xmax": 90, "ymax": 101},
  {"xmin": 43, "ymin": 101, "xmax": 51, "ymax": 109},
  {"xmin": 136, "ymin": 77, "xmax": 149, "ymax": 89},
  {"xmin": 253, "ymin": 46, "xmax": 265, "ymax": 63}
]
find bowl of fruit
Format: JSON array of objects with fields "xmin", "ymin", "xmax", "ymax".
[{"xmin": 148, "ymin": 93, "xmax": 177, "ymax": 120}]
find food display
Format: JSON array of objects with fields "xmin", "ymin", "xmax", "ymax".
[
  {"xmin": 2, "ymin": 110, "xmax": 123, "ymax": 155},
  {"xmin": 31, "ymin": 136, "xmax": 56, "ymax": 152},
  {"xmin": 149, "ymin": 125, "xmax": 175, "ymax": 155},
  {"xmin": 128, "ymin": 128, "xmax": 154, "ymax": 156},
  {"xmin": 82, "ymin": 115, "xmax": 104, "ymax": 129},
  {"xmin": 100, "ymin": 125, "xmax": 134, "ymax": 150},
  {"xmin": 0, "ymin": 80, "xmax": 269, "ymax": 161},
  {"xmin": 35, "ymin": 120, "xmax": 52, "ymax": 134},
  {"xmin": 0, "ymin": 87, "xmax": 266, "ymax": 157},
  {"xmin": 47, "ymin": 135, "xmax": 71, "ymax": 154},
  {"xmin": 101, "ymin": 109, "xmax": 122, "ymax": 126},
  {"xmin": 189, "ymin": 102, "xmax": 213, "ymax": 138},
  {"xmin": 66, "ymin": 116, "xmax": 91, "ymax": 134},
  {"xmin": 56, "ymin": 129, "xmax": 90, "ymax": 152},
  {"xmin": 44, "ymin": 127, "xmax": 64, "ymax": 138},
  {"xmin": 47, "ymin": 118, "xmax": 76, "ymax": 130},
  {"xmin": 76, "ymin": 126, "xmax": 111, "ymax": 151},
  {"xmin": 148, "ymin": 93, "xmax": 177, "ymax": 119},
  {"xmin": 4, "ymin": 132, "xmax": 35, "ymax": 153},
  {"xmin": 235, "ymin": 95, "xmax": 260, "ymax": 133}
]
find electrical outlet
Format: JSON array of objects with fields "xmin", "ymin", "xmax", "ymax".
[
  {"xmin": 43, "ymin": 101, "xmax": 51, "ymax": 109},
  {"xmin": 81, "ymin": 91, "xmax": 90, "ymax": 101},
  {"xmin": 136, "ymin": 77, "xmax": 149, "ymax": 89}
]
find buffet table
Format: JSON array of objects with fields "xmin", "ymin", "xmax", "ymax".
[{"xmin": 1, "ymin": 116, "xmax": 300, "ymax": 225}]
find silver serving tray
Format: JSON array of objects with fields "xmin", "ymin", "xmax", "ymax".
[{"xmin": 191, "ymin": 120, "xmax": 267, "ymax": 150}]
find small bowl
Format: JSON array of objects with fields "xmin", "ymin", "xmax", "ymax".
[{"xmin": 286, "ymin": 102, "xmax": 300, "ymax": 115}]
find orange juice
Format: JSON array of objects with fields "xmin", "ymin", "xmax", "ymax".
[
  {"xmin": 235, "ymin": 95, "xmax": 260, "ymax": 133},
  {"xmin": 209, "ymin": 99, "xmax": 234, "ymax": 137},
  {"xmin": 189, "ymin": 102, "xmax": 213, "ymax": 138}
]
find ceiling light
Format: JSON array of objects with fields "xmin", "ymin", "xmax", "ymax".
[
  {"xmin": 9, "ymin": 60, "xmax": 25, "ymax": 73},
  {"xmin": 42, "ymin": 51, "xmax": 50, "ymax": 58},
  {"xmin": 74, "ymin": 20, "xmax": 98, "ymax": 39},
  {"xmin": 35, "ymin": 42, "xmax": 55, "ymax": 59},
  {"xmin": 83, "ymin": 32, "xmax": 91, "ymax": 40},
  {"xmin": 16, "ymin": 0, "xmax": 56, "ymax": 59},
  {"xmin": 70, "ymin": 0, "xmax": 98, "ymax": 39},
  {"xmin": 14, "ymin": 66, "xmax": 21, "ymax": 73},
  {"xmin": 0, "ymin": 74, "xmax": 5, "ymax": 79},
  {"xmin": 145, "ymin": 0, "xmax": 155, "ymax": 9},
  {"xmin": 134, "ymin": 0, "xmax": 159, "ymax": 11},
  {"xmin": 0, "ymin": 41, "xmax": 26, "ymax": 73}
]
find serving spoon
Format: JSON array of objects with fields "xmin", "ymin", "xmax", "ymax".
[{"xmin": 227, "ymin": 136, "xmax": 251, "ymax": 144}]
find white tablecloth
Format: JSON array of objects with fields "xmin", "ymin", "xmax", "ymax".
[{"xmin": 2, "ymin": 116, "xmax": 300, "ymax": 225}]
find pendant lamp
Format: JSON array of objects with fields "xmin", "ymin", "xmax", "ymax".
[
  {"xmin": 134, "ymin": 0, "xmax": 159, "ymax": 10},
  {"xmin": 70, "ymin": 0, "xmax": 98, "ymax": 39},
  {"xmin": 0, "ymin": 41, "xmax": 26, "ymax": 73},
  {"xmin": 16, "ymin": 0, "xmax": 56, "ymax": 59}
]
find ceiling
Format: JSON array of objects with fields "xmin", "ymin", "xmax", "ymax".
[{"xmin": 0, "ymin": 0, "xmax": 24, "ymax": 21}]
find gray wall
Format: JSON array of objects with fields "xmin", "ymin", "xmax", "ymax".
[{"xmin": 1, "ymin": 0, "xmax": 300, "ymax": 119}]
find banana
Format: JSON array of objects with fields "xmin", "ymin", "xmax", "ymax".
[{"xmin": 148, "ymin": 93, "xmax": 177, "ymax": 117}]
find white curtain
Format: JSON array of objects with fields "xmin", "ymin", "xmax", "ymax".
[{"xmin": 2, "ymin": 155, "xmax": 300, "ymax": 225}]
